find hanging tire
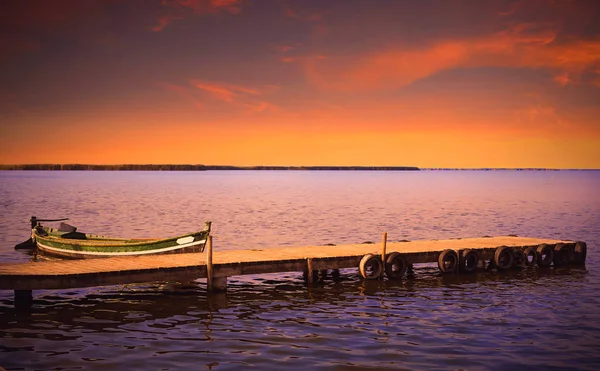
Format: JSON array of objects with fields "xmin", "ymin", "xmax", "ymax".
[
  {"xmin": 512, "ymin": 248, "xmax": 527, "ymax": 269},
  {"xmin": 553, "ymin": 243, "xmax": 570, "ymax": 266},
  {"xmin": 573, "ymin": 241, "xmax": 587, "ymax": 264},
  {"xmin": 536, "ymin": 244, "xmax": 553, "ymax": 267},
  {"xmin": 438, "ymin": 249, "xmax": 459, "ymax": 274},
  {"xmin": 460, "ymin": 249, "xmax": 478, "ymax": 273},
  {"xmin": 523, "ymin": 246, "xmax": 538, "ymax": 266},
  {"xmin": 359, "ymin": 254, "xmax": 383, "ymax": 280},
  {"xmin": 318, "ymin": 269, "xmax": 328, "ymax": 281},
  {"xmin": 494, "ymin": 246, "xmax": 514, "ymax": 271},
  {"xmin": 331, "ymin": 269, "xmax": 341, "ymax": 280},
  {"xmin": 385, "ymin": 252, "xmax": 407, "ymax": 279}
]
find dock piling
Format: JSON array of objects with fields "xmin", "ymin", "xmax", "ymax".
[
  {"xmin": 381, "ymin": 232, "xmax": 387, "ymax": 279},
  {"xmin": 206, "ymin": 236, "xmax": 214, "ymax": 291},
  {"xmin": 306, "ymin": 258, "xmax": 315, "ymax": 284},
  {"xmin": 206, "ymin": 236, "xmax": 227, "ymax": 292},
  {"xmin": 14, "ymin": 290, "xmax": 33, "ymax": 311},
  {"xmin": 211, "ymin": 277, "xmax": 227, "ymax": 291}
]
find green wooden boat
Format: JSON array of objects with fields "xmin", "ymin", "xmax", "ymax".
[{"xmin": 29, "ymin": 217, "xmax": 211, "ymax": 259}]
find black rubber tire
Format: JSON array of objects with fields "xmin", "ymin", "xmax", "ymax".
[
  {"xmin": 537, "ymin": 244, "xmax": 553, "ymax": 267},
  {"xmin": 318, "ymin": 269, "xmax": 328, "ymax": 281},
  {"xmin": 512, "ymin": 248, "xmax": 527, "ymax": 269},
  {"xmin": 438, "ymin": 249, "xmax": 459, "ymax": 274},
  {"xmin": 359, "ymin": 254, "xmax": 383, "ymax": 280},
  {"xmin": 553, "ymin": 243, "xmax": 570, "ymax": 266},
  {"xmin": 573, "ymin": 241, "xmax": 587, "ymax": 264},
  {"xmin": 331, "ymin": 269, "xmax": 341, "ymax": 280},
  {"xmin": 385, "ymin": 252, "xmax": 407, "ymax": 279},
  {"xmin": 460, "ymin": 249, "xmax": 479, "ymax": 273},
  {"xmin": 494, "ymin": 246, "xmax": 514, "ymax": 271},
  {"xmin": 565, "ymin": 242, "xmax": 576, "ymax": 263},
  {"xmin": 302, "ymin": 269, "xmax": 318, "ymax": 283},
  {"xmin": 524, "ymin": 246, "xmax": 538, "ymax": 266}
]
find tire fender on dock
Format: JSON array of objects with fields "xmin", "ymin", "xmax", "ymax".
[
  {"xmin": 385, "ymin": 252, "xmax": 408, "ymax": 279},
  {"xmin": 460, "ymin": 249, "xmax": 478, "ymax": 273},
  {"xmin": 438, "ymin": 249, "xmax": 459, "ymax": 274},
  {"xmin": 523, "ymin": 246, "xmax": 538, "ymax": 266},
  {"xmin": 553, "ymin": 243, "xmax": 571, "ymax": 266},
  {"xmin": 573, "ymin": 241, "xmax": 587, "ymax": 264},
  {"xmin": 512, "ymin": 248, "xmax": 527, "ymax": 269},
  {"xmin": 359, "ymin": 254, "xmax": 383, "ymax": 280},
  {"xmin": 536, "ymin": 244, "xmax": 554, "ymax": 267},
  {"xmin": 494, "ymin": 246, "xmax": 514, "ymax": 271}
]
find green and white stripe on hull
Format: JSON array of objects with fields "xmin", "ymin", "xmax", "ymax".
[{"xmin": 35, "ymin": 238, "xmax": 207, "ymax": 257}]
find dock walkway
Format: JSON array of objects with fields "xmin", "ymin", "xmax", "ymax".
[{"xmin": 1, "ymin": 236, "xmax": 582, "ymax": 301}]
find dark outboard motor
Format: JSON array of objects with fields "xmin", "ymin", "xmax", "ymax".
[{"xmin": 15, "ymin": 216, "xmax": 69, "ymax": 250}]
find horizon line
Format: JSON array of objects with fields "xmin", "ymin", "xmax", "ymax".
[{"xmin": 0, "ymin": 164, "xmax": 599, "ymax": 171}]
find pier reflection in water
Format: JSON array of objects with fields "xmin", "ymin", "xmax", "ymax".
[{"xmin": 0, "ymin": 264, "xmax": 596, "ymax": 370}]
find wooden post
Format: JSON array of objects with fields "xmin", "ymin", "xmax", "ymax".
[
  {"xmin": 206, "ymin": 236, "xmax": 214, "ymax": 292},
  {"xmin": 306, "ymin": 258, "xmax": 314, "ymax": 284},
  {"xmin": 381, "ymin": 232, "xmax": 387, "ymax": 278},
  {"xmin": 14, "ymin": 290, "xmax": 33, "ymax": 311},
  {"xmin": 211, "ymin": 277, "xmax": 227, "ymax": 291}
]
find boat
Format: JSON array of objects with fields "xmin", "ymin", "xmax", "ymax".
[{"xmin": 27, "ymin": 217, "xmax": 211, "ymax": 259}]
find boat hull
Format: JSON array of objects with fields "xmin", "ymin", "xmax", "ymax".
[{"xmin": 32, "ymin": 223, "xmax": 211, "ymax": 259}]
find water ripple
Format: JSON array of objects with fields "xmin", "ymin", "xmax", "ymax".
[{"xmin": 1, "ymin": 170, "xmax": 599, "ymax": 370}]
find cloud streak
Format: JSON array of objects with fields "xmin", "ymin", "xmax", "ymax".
[
  {"xmin": 191, "ymin": 80, "xmax": 260, "ymax": 102},
  {"xmin": 153, "ymin": 0, "xmax": 244, "ymax": 31},
  {"xmin": 160, "ymin": 79, "xmax": 277, "ymax": 114},
  {"xmin": 301, "ymin": 23, "xmax": 600, "ymax": 92},
  {"xmin": 284, "ymin": 7, "xmax": 324, "ymax": 22}
]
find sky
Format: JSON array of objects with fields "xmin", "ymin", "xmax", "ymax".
[{"xmin": 1, "ymin": 0, "xmax": 599, "ymax": 168}]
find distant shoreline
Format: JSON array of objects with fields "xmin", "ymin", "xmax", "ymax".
[
  {"xmin": 0, "ymin": 164, "xmax": 598, "ymax": 171},
  {"xmin": 0, "ymin": 164, "xmax": 420, "ymax": 171}
]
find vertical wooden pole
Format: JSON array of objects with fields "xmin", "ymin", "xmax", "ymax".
[
  {"xmin": 14, "ymin": 290, "xmax": 33, "ymax": 311},
  {"xmin": 381, "ymin": 232, "xmax": 387, "ymax": 278},
  {"xmin": 206, "ymin": 236, "xmax": 213, "ymax": 292},
  {"xmin": 306, "ymin": 258, "xmax": 314, "ymax": 284}
]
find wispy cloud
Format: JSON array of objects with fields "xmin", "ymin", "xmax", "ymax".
[
  {"xmin": 274, "ymin": 43, "xmax": 301, "ymax": 63},
  {"xmin": 497, "ymin": 1, "xmax": 523, "ymax": 17},
  {"xmin": 191, "ymin": 79, "xmax": 259, "ymax": 102},
  {"xmin": 153, "ymin": 0, "xmax": 245, "ymax": 31},
  {"xmin": 160, "ymin": 79, "xmax": 277, "ymax": 113},
  {"xmin": 158, "ymin": 82, "xmax": 205, "ymax": 108},
  {"xmin": 277, "ymin": 44, "xmax": 294, "ymax": 53},
  {"xmin": 284, "ymin": 7, "xmax": 324, "ymax": 22},
  {"xmin": 210, "ymin": 0, "xmax": 243, "ymax": 14},
  {"xmin": 554, "ymin": 72, "xmax": 572, "ymax": 86},
  {"xmin": 244, "ymin": 101, "xmax": 279, "ymax": 113},
  {"xmin": 152, "ymin": 14, "xmax": 183, "ymax": 32},
  {"xmin": 300, "ymin": 23, "xmax": 600, "ymax": 91},
  {"xmin": 594, "ymin": 69, "xmax": 600, "ymax": 87}
]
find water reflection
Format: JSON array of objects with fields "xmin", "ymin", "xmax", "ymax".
[
  {"xmin": 0, "ymin": 263, "xmax": 598, "ymax": 370},
  {"xmin": 1, "ymin": 170, "xmax": 599, "ymax": 370}
]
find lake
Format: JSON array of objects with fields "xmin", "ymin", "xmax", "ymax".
[{"xmin": 1, "ymin": 170, "xmax": 599, "ymax": 370}]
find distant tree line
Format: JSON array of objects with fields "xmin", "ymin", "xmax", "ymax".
[
  {"xmin": 0, "ymin": 164, "xmax": 208, "ymax": 171},
  {"xmin": 203, "ymin": 165, "xmax": 421, "ymax": 171},
  {"xmin": 0, "ymin": 164, "xmax": 421, "ymax": 171}
]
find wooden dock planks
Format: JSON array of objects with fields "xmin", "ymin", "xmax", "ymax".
[{"xmin": 0, "ymin": 236, "xmax": 570, "ymax": 292}]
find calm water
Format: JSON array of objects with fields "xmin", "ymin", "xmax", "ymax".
[{"xmin": 0, "ymin": 170, "xmax": 599, "ymax": 370}]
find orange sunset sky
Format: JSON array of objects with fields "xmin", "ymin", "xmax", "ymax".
[{"xmin": 1, "ymin": 0, "xmax": 599, "ymax": 168}]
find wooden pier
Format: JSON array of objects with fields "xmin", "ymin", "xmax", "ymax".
[{"xmin": 0, "ymin": 235, "xmax": 588, "ymax": 309}]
